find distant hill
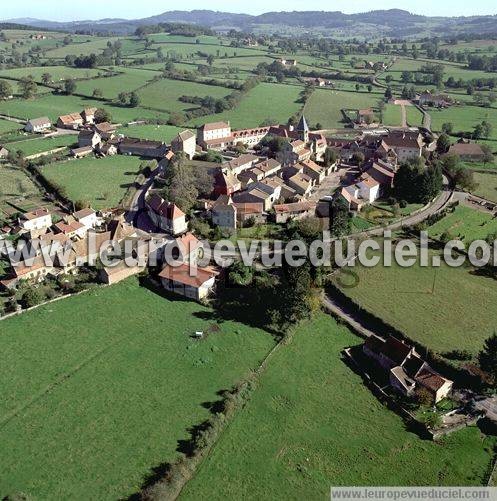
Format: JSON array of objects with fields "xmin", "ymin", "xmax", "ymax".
[{"xmin": 4, "ymin": 9, "xmax": 497, "ymax": 38}]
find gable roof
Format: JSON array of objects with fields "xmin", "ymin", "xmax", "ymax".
[
  {"xmin": 175, "ymin": 130, "xmax": 195, "ymax": 141},
  {"xmin": 200, "ymin": 121, "xmax": 230, "ymax": 131},
  {"xmin": 158, "ymin": 263, "xmax": 218, "ymax": 288},
  {"xmin": 58, "ymin": 113, "xmax": 83, "ymax": 124},
  {"xmin": 23, "ymin": 208, "xmax": 50, "ymax": 221},
  {"xmin": 27, "ymin": 116, "xmax": 50, "ymax": 127}
]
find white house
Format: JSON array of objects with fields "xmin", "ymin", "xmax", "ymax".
[
  {"xmin": 211, "ymin": 195, "xmax": 237, "ymax": 230},
  {"xmin": 171, "ymin": 130, "xmax": 196, "ymax": 160},
  {"xmin": 25, "ymin": 117, "xmax": 51, "ymax": 133},
  {"xmin": 356, "ymin": 176, "xmax": 380, "ymax": 203},
  {"xmin": 158, "ymin": 263, "xmax": 219, "ymax": 301},
  {"xmin": 73, "ymin": 208, "xmax": 98, "ymax": 230},
  {"xmin": 20, "ymin": 208, "xmax": 52, "ymax": 233},
  {"xmin": 197, "ymin": 121, "xmax": 232, "ymax": 150}
]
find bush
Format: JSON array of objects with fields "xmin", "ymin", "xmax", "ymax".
[
  {"xmin": 22, "ymin": 288, "xmax": 45, "ymax": 308},
  {"xmin": 399, "ymin": 199, "xmax": 407, "ymax": 208}
]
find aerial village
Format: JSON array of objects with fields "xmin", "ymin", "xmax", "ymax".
[{"xmin": 0, "ymin": 97, "xmax": 488, "ymax": 309}]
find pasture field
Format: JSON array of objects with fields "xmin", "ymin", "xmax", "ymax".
[
  {"xmin": 38, "ymin": 155, "xmax": 140, "ymax": 209},
  {"xmin": 73, "ymin": 68, "xmax": 156, "ymax": 99},
  {"xmin": 335, "ymin": 246, "xmax": 497, "ymax": 355},
  {"xmin": 406, "ymin": 105, "xmax": 424, "ymax": 126},
  {"xmin": 427, "ymin": 204, "xmax": 497, "ymax": 241},
  {"xmin": 0, "ymin": 66, "xmax": 105, "ymax": 83},
  {"xmin": 304, "ymin": 89, "xmax": 379, "ymax": 129},
  {"xmin": 430, "ymin": 104, "xmax": 497, "ymax": 140},
  {"xmin": 117, "ymin": 123, "xmax": 186, "ymax": 142},
  {"xmin": 0, "ymin": 278, "xmax": 275, "ymax": 500},
  {"xmin": 189, "ymin": 82, "xmax": 303, "ymax": 129},
  {"xmin": 382, "ymin": 104, "xmax": 402, "ymax": 126},
  {"xmin": 6, "ymin": 135, "xmax": 77, "ymax": 157},
  {"xmin": 0, "ymin": 119, "xmax": 22, "ymax": 135},
  {"xmin": 381, "ymin": 57, "xmax": 493, "ymax": 85},
  {"xmin": 472, "ymin": 172, "xmax": 497, "ymax": 203},
  {"xmin": 0, "ymin": 164, "xmax": 40, "ymax": 211},
  {"xmin": 0, "ymin": 93, "xmax": 169, "ymax": 124},
  {"xmin": 147, "ymin": 34, "xmax": 224, "ymax": 45},
  {"xmin": 180, "ymin": 313, "xmax": 496, "ymax": 500},
  {"xmin": 150, "ymin": 42, "xmax": 260, "ymax": 59},
  {"xmin": 136, "ymin": 78, "xmax": 232, "ymax": 112},
  {"xmin": 41, "ymin": 37, "xmax": 120, "ymax": 59}
]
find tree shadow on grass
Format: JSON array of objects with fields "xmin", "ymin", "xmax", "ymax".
[{"xmin": 123, "ymin": 390, "xmax": 228, "ymax": 501}]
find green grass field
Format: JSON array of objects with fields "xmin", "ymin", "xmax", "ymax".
[
  {"xmin": 304, "ymin": 89, "xmax": 380, "ymax": 129},
  {"xmin": 406, "ymin": 105, "xmax": 424, "ymax": 126},
  {"xmin": 0, "ymin": 118, "xmax": 22, "ymax": 135},
  {"xmin": 6, "ymin": 134, "xmax": 77, "ymax": 156},
  {"xmin": 335, "ymin": 246, "xmax": 497, "ymax": 355},
  {"xmin": 0, "ymin": 164, "xmax": 40, "ymax": 211},
  {"xmin": 41, "ymin": 37, "xmax": 120, "ymax": 59},
  {"xmin": 0, "ymin": 93, "xmax": 169, "ymax": 124},
  {"xmin": 472, "ymin": 172, "xmax": 497, "ymax": 202},
  {"xmin": 0, "ymin": 66, "xmax": 104, "ymax": 83},
  {"xmin": 428, "ymin": 205, "xmax": 497, "ymax": 241},
  {"xmin": 189, "ymin": 82, "xmax": 303, "ymax": 129},
  {"xmin": 136, "ymin": 78, "xmax": 232, "ymax": 113},
  {"xmin": 431, "ymin": 104, "xmax": 497, "ymax": 140},
  {"xmin": 180, "ymin": 313, "xmax": 496, "ymax": 500},
  {"xmin": 382, "ymin": 104, "xmax": 402, "ymax": 126},
  {"xmin": 0, "ymin": 279, "xmax": 274, "ymax": 500},
  {"xmin": 74, "ymin": 68, "xmax": 156, "ymax": 99},
  {"xmin": 38, "ymin": 154, "xmax": 140, "ymax": 209}
]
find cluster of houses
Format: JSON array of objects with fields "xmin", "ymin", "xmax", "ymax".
[
  {"xmin": 202, "ymin": 116, "xmax": 336, "ymax": 230},
  {"xmin": 333, "ymin": 129, "xmax": 425, "ymax": 210},
  {"xmin": 363, "ymin": 335, "xmax": 453, "ymax": 404},
  {"xmin": 417, "ymin": 91, "xmax": 454, "ymax": 108},
  {"xmin": 0, "ymin": 202, "xmax": 220, "ymax": 301}
]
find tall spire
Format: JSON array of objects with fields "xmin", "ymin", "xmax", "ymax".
[{"xmin": 296, "ymin": 114, "xmax": 309, "ymax": 132}]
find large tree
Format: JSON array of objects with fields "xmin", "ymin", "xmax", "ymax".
[{"xmin": 478, "ymin": 332, "xmax": 497, "ymax": 386}]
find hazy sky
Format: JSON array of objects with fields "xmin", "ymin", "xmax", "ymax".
[{"xmin": 3, "ymin": 0, "xmax": 497, "ymax": 21}]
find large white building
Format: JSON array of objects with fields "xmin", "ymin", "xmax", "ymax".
[{"xmin": 197, "ymin": 122, "xmax": 232, "ymax": 150}]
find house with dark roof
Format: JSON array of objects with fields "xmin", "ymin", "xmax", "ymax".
[
  {"xmin": 145, "ymin": 193, "xmax": 187, "ymax": 235},
  {"xmin": 363, "ymin": 336, "xmax": 453, "ymax": 403},
  {"xmin": 448, "ymin": 142, "xmax": 487, "ymax": 162},
  {"xmin": 119, "ymin": 138, "xmax": 168, "ymax": 158}
]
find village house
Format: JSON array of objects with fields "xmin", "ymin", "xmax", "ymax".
[
  {"xmin": 53, "ymin": 220, "xmax": 87, "ymax": 240},
  {"xmin": 78, "ymin": 129, "xmax": 101, "ymax": 149},
  {"xmin": 254, "ymin": 158, "xmax": 281, "ymax": 178},
  {"xmin": 363, "ymin": 336, "xmax": 453, "ymax": 403},
  {"xmin": 448, "ymin": 142, "xmax": 487, "ymax": 162},
  {"xmin": 158, "ymin": 263, "xmax": 219, "ymax": 301},
  {"xmin": 20, "ymin": 208, "xmax": 52, "ymax": 235},
  {"xmin": 232, "ymin": 202, "xmax": 265, "ymax": 225},
  {"xmin": 363, "ymin": 159, "xmax": 396, "ymax": 190},
  {"xmin": 233, "ymin": 186, "xmax": 273, "ymax": 211},
  {"xmin": 73, "ymin": 208, "xmax": 98, "ymax": 230},
  {"xmin": 378, "ymin": 131, "xmax": 423, "ymax": 163},
  {"xmin": 93, "ymin": 122, "xmax": 116, "ymax": 140},
  {"xmin": 418, "ymin": 92, "xmax": 452, "ymax": 108},
  {"xmin": 171, "ymin": 130, "xmax": 196, "ymax": 160},
  {"xmin": 57, "ymin": 112, "xmax": 84, "ymax": 129},
  {"xmin": 119, "ymin": 138, "xmax": 168, "ymax": 158},
  {"xmin": 223, "ymin": 154, "xmax": 260, "ymax": 175},
  {"xmin": 279, "ymin": 139, "xmax": 312, "ymax": 166},
  {"xmin": 81, "ymin": 107, "xmax": 97, "ymax": 124},
  {"xmin": 250, "ymin": 180, "xmax": 282, "ymax": 206},
  {"xmin": 287, "ymin": 173, "xmax": 314, "ymax": 197},
  {"xmin": 340, "ymin": 186, "xmax": 364, "ymax": 211},
  {"xmin": 197, "ymin": 121, "xmax": 232, "ymax": 150},
  {"xmin": 301, "ymin": 159, "xmax": 326, "ymax": 184},
  {"xmin": 70, "ymin": 146, "xmax": 93, "ymax": 158},
  {"xmin": 213, "ymin": 168, "xmax": 242, "ymax": 196},
  {"xmin": 309, "ymin": 132, "xmax": 328, "ymax": 163},
  {"xmin": 99, "ymin": 260, "xmax": 146, "ymax": 285},
  {"xmin": 24, "ymin": 116, "xmax": 51, "ymax": 133},
  {"xmin": 273, "ymin": 201, "xmax": 316, "ymax": 224},
  {"xmin": 145, "ymin": 193, "xmax": 188, "ymax": 236},
  {"xmin": 279, "ymin": 58, "xmax": 297, "ymax": 67},
  {"xmin": 98, "ymin": 143, "xmax": 118, "ymax": 156},
  {"xmin": 232, "ymin": 126, "xmax": 270, "ymax": 147},
  {"xmin": 0, "ymin": 145, "xmax": 9, "ymax": 158},
  {"xmin": 211, "ymin": 195, "xmax": 237, "ymax": 230}
]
